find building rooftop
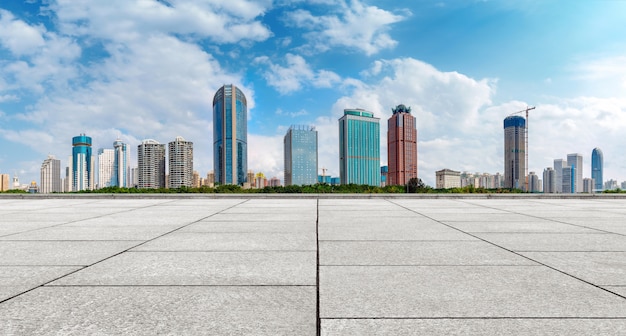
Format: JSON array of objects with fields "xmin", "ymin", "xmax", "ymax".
[{"xmin": 1, "ymin": 195, "xmax": 626, "ymax": 335}]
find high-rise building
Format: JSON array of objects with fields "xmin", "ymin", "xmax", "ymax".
[
  {"xmin": 591, "ymin": 148, "xmax": 603, "ymax": 192},
  {"xmin": 137, "ymin": 139, "xmax": 166, "ymax": 189},
  {"xmin": 112, "ymin": 139, "xmax": 130, "ymax": 187},
  {"xmin": 387, "ymin": 104, "xmax": 418, "ymax": 185},
  {"xmin": 436, "ymin": 169, "xmax": 461, "ymax": 189},
  {"xmin": 213, "ymin": 84, "xmax": 247, "ymax": 185},
  {"xmin": 40, "ymin": 155, "xmax": 61, "ymax": 193},
  {"xmin": 339, "ymin": 109, "xmax": 381, "ymax": 186},
  {"xmin": 284, "ymin": 125, "xmax": 318, "ymax": 186},
  {"xmin": 605, "ymin": 179, "xmax": 618, "ymax": 190},
  {"xmin": 567, "ymin": 153, "xmax": 583, "ymax": 193},
  {"xmin": 583, "ymin": 178, "xmax": 594, "ymax": 193},
  {"xmin": 553, "ymin": 159, "xmax": 564, "ymax": 193},
  {"xmin": 562, "ymin": 165, "xmax": 575, "ymax": 194},
  {"xmin": 206, "ymin": 171, "xmax": 215, "ymax": 187},
  {"xmin": 543, "ymin": 167, "xmax": 556, "ymax": 193},
  {"xmin": 528, "ymin": 172, "xmax": 540, "ymax": 193},
  {"xmin": 72, "ymin": 134, "xmax": 94, "ymax": 191},
  {"xmin": 503, "ymin": 116, "xmax": 526, "ymax": 190},
  {"xmin": 97, "ymin": 148, "xmax": 115, "ymax": 189},
  {"xmin": 0, "ymin": 173, "xmax": 9, "ymax": 191},
  {"xmin": 168, "ymin": 136, "xmax": 193, "ymax": 189}
]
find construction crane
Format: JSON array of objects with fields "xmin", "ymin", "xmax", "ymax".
[{"xmin": 508, "ymin": 106, "xmax": 536, "ymax": 192}]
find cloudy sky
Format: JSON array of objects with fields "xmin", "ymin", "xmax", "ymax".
[{"xmin": 1, "ymin": 0, "xmax": 626, "ymax": 187}]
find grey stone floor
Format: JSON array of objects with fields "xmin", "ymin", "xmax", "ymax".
[{"xmin": 1, "ymin": 196, "xmax": 626, "ymax": 335}]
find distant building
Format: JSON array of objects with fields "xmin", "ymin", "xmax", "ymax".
[
  {"xmin": 269, "ymin": 177, "xmax": 281, "ymax": 187},
  {"xmin": 71, "ymin": 134, "xmax": 95, "ymax": 191},
  {"xmin": 528, "ymin": 172, "xmax": 540, "ymax": 193},
  {"xmin": 621, "ymin": 181, "xmax": 626, "ymax": 190},
  {"xmin": 168, "ymin": 136, "xmax": 193, "ymax": 189},
  {"xmin": 543, "ymin": 167, "xmax": 556, "ymax": 193},
  {"xmin": 583, "ymin": 178, "xmax": 594, "ymax": 194},
  {"xmin": 436, "ymin": 169, "xmax": 461, "ymax": 189},
  {"xmin": 387, "ymin": 104, "xmax": 418, "ymax": 185},
  {"xmin": 562, "ymin": 165, "xmax": 575, "ymax": 194},
  {"xmin": 339, "ymin": 108, "xmax": 381, "ymax": 186},
  {"xmin": 206, "ymin": 171, "xmax": 215, "ymax": 187},
  {"xmin": 284, "ymin": 125, "xmax": 318, "ymax": 186},
  {"xmin": 605, "ymin": 179, "xmax": 618, "ymax": 190},
  {"xmin": 380, "ymin": 166, "xmax": 388, "ymax": 187},
  {"xmin": 112, "ymin": 139, "xmax": 130, "ymax": 187},
  {"xmin": 591, "ymin": 148, "xmax": 603, "ymax": 192},
  {"xmin": 137, "ymin": 139, "xmax": 166, "ymax": 189},
  {"xmin": 567, "ymin": 153, "xmax": 583, "ymax": 193},
  {"xmin": 503, "ymin": 116, "xmax": 526, "ymax": 190},
  {"xmin": 213, "ymin": 84, "xmax": 248, "ymax": 185},
  {"xmin": 254, "ymin": 172, "xmax": 267, "ymax": 189},
  {"xmin": 28, "ymin": 181, "xmax": 38, "ymax": 193},
  {"xmin": 0, "ymin": 173, "xmax": 9, "ymax": 191},
  {"xmin": 97, "ymin": 148, "xmax": 115, "ymax": 189},
  {"xmin": 40, "ymin": 155, "xmax": 61, "ymax": 193},
  {"xmin": 553, "ymin": 159, "xmax": 565, "ymax": 193}
]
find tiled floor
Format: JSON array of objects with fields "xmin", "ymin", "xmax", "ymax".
[{"xmin": 1, "ymin": 196, "xmax": 626, "ymax": 335}]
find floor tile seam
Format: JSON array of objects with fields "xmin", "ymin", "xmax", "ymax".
[
  {"xmin": 387, "ymin": 200, "xmax": 626, "ymax": 301},
  {"xmin": 0, "ymin": 199, "xmax": 182, "ymax": 239},
  {"xmin": 320, "ymin": 317, "xmax": 626, "ymax": 320},
  {"xmin": 454, "ymin": 199, "xmax": 626, "ymax": 237},
  {"xmin": 316, "ymin": 198, "xmax": 321, "ymax": 336},
  {"xmin": 0, "ymin": 199, "xmax": 251, "ymax": 305}
]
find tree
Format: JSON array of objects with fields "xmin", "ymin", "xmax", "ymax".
[{"xmin": 406, "ymin": 178, "xmax": 429, "ymax": 193}]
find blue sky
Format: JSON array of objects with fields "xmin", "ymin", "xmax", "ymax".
[{"xmin": 1, "ymin": 0, "xmax": 626, "ymax": 187}]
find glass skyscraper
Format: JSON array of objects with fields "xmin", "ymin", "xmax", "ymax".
[
  {"xmin": 503, "ymin": 116, "xmax": 526, "ymax": 189},
  {"xmin": 284, "ymin": 125, "xmax": 318, "ymax": 186},
  {"xmin": 71, "ymin": 134, "xmax": 94, "ymax": 191},
  {"xmin": 112, "ymin": 139, "xmax": 130, "ymax": 187},
  {"xmin": 339, "ymin": 109, "xmax": 380, "ymax": 186},
  {"xmin": 567, "ymin": 153, "xmax": 583, "ymax": 193},
  {"xmin": 591, "ymin": 147, "xmax": 603, "ymax": 192},
  {"xmin": 213, "ymin": 84, "xmax": 247, "ymax": 185}
]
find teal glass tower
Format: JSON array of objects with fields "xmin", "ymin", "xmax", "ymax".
[
  {"xmin": 591, "ymin": 147, "xmax": 603, "ymax": 192},
  {"xmin": 213, "ymin": 84, "xmax": 247, "ymax": 185},
  {"xmin": 72, "ymin": 134, "xmax": 93, "ymax": 191},
  {"xmin": 284, "ymin": 125, "xmax": 318, "ymax": 186},
  {"xmin": 339, "ymin": 109, "xmax": 381, "ymax": 186}
]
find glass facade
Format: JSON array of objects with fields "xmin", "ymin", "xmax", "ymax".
[
  {"xmin": 284, "ymin": 125, "xmax": 318, "ymax": 186},
  {"xmin": 72, "ymin": 134, "xmax": 93, "ymax": 191},
  {"xmin": 112, "ymin": 139, "xmax": 129, "ymax": 187},
  {"xmin": 339, "ymin": 109, "xmax": 381, "ymax": 186},
  {"xmin": 213, "ymin": 84, "xmax": 247, "ymax": 185},
  {"xmin": 591, "ymin": 147, "xmax": 603, "ymax": 191}
]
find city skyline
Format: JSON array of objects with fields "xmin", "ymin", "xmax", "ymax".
[{"xmin": 1, "ymin": 1, "xmax": 626, "ymax": 187}]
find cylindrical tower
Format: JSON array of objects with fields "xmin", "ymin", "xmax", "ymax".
[{"xmin": 503, "ymin": 116, "xmax": 526, "ymax": 189}]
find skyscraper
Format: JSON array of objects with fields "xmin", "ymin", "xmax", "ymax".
[
  {"xmin": 97, "ymin": 148, "xmax": 115, "ymax": 189},
  {"xmin": 213, "ymin": 84, "xmax": 247, "ymax": 185},
  {"xmin": 591, "ymin": 147, "xmax": 603, "ymax": 192},
  {"xmin": 40, "ymin": 155, "xmax": 61, "ymax": 193},
  {"xmin": 168, "ymin": 136, "xmax": 193, "ymax": 189},
  {"xmin": 553, "ymin": 159, "xmax": 564, "ymax": 193},
  {"xmin": 543, "ymin": 167, "xmax": 555, "ymax": 194},
  {"xmin": 339, "ymin": 108, "xmax": 381, "ymax": 186},
  {"xmin": 0, "ymin": 173, "xmax": 9, "ymax": 191},
  {"xmin": 137, "ymin": 139, "xmax": 166, "ymax": 189},
  {"xmin": 112, "ymin": 139, "xmax": 130, "ymax": 187},
  {"xmin": 562, "ymin": 165, "xmax": 575, "ymax": 194},
  {"xmin": 567, "ymin": 153, "xmax": 583, "ymax": 193},
  {"xmin": 387, "ymin": 104, "xmax": 418, "ymax": 185},
  {"xmin": 72, "ymin": 134, "xmax": 94, "ymax": 191},
  {"xmin": 528, "ymin": 171, "xmax": 540, "ymax": 192},
  {"xmin": 284, "ymin": 125, "xmax": 318, "ymax": 186},
  {"xmin": 503, "ymin": 116, "xmax": 526, "ymax": 189}
]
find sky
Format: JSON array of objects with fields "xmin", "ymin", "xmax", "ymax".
[{"xmin": 1, "ymin": 0, "xmax": 626, "ymax": 188}]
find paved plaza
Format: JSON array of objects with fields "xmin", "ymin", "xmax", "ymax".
[{"xmin": 1, "ymin": 195, "xmax": 626, "ymax": 335}]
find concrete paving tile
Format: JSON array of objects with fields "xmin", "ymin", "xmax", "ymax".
[
  {"xmin": 133, "ymin": 232, "xmax": 317, "ymax": 251},
  {"xmin": 0, "ymin": 213, "xmax": 96, "ymax": 222},
  {"xmin": 422, "ymin": 213, "xmax": 536, "ymax": 222},
  {"xmin": 51, "ymin": 251, "xmax": 316, "ymax": 286},
  {"xmin": 319, "ymin": 241, "xmax": 535, "ymax": 266},
  {"xmin": 319, "ymin": 222, "xmax": 474, "ymax": 241},
  {"xmin": 605, "ymin": 286, "xmax": 626, "ymax": 297},
  {"xmin": 206, "ymin": 213, "xmax": 316, "ymax": 222},
  {"xmin": 0, "ymin": 286, "xmax": 316, "ymax": 336},
  {"xmin": 0, "ymin": 266, "xmax": 80, "ymax": 301},
  {"xmin": 520, "ymin": 252, "xmax": 626, "ymax": 285},
  {"xmin": 180, "ymin": 221, "xmax": 315, "ymax": 233},
  {"xmin": 319, "ymin": 265, "xmax": 626, "ymax": 318},
  {"xmin": 442, "ymin": 220, "xmax": 599, "ymax": 233},
  {"xmin": 474, "ymin": 233, "xmax": 626, "ymax": 251},
  {"xmin": 0, "ymin": 241, "xmax": 142, "ymax": 266},
  {"xmin": 321, "ymin": 318, "xmax": 626, "ymax": 336},
  {"xmin": 0, "ymin": 225, "xmax": 176, "ymax": 241},
  {"xmin": 318, "ymin": 215, "xmax": 441, "ymax": 226},
  {"xmin": 0, "ymin": 222, "xmax": 67, "ymax": 237}
]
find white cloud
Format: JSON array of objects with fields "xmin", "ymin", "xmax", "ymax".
[
  {"xmin": 50, "ymin": 0, "xmax": 272, "ymax": 43},
  {"xmin": 286, "ymin": 0, "xmax": 407, "ymax": 55},
  {"xmin": 0, "ymin": 10, "xmax": 45, "ymax": 55},
  {"xmin": 255, "ymin": 53, "xmax": 340, "ymax": 94},
  {"xmin": 574, "ymin": 55, "xmax": 626, "ymax": 93}
]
